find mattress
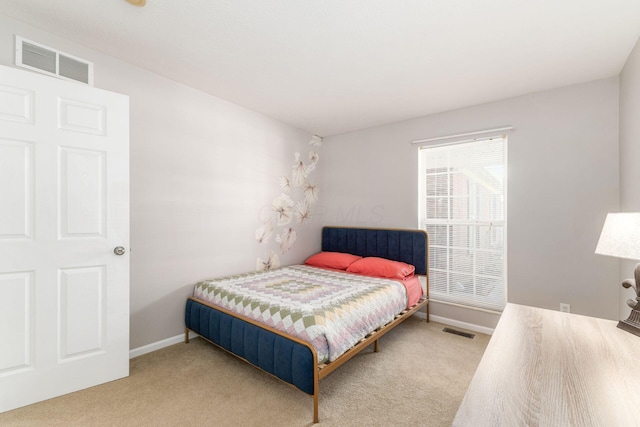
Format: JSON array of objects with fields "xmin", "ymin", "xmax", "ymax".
[{"xmin": 192, "ymin": 265, "xmax": 411, "ymax": 363}]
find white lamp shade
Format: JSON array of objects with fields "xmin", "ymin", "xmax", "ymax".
[{"xmin": 595, "ymin": 213, "xmax": 640, "ymax": 261}]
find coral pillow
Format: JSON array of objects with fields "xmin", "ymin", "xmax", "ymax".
[
  {"xmin": 346, "ymin": 257, "xmax": 415, "ymax": 279},
  {"xmin": 304, "ymin": 252, "xmax": 362, "ymax": 270}
]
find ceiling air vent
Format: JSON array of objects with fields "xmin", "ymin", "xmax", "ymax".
[{"xmin": 15, "ymin": 36, "xmax": 94, "ymax": 85}]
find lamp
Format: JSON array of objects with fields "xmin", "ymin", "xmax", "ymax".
[{"xmin": 595, "ymin": 213, "xmax": 640, "ymax": 336}]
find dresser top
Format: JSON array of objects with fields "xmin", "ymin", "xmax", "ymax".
[{"xmin": 454, "ymin": 303, "xmax": 640, "ymax": 427}]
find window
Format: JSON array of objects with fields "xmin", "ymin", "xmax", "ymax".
[{"xmin": 418, "ymin": 137, "xmax": 506, "ymax": 312}]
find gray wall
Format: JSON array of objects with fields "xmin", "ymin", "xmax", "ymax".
[
  {"xmin": 620, "ymin": 38, "xmax": 640, "ymax": 316},
  {"xmin": 2, "ymin": 12, "xmax": 631, "ymax": 340},
  {"xmin": 322, "ymin": 78, "xmax": 620, "ymax": 329},
  {"xmin": 0, "ymin": 15, "xmax": 323, "ymax": 350}
]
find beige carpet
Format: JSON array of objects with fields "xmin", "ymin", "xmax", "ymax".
[{"xmin": 0, "ymin": 317, "xmax": 489, "ymax": 427}]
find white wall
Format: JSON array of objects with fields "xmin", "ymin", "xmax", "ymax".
[
  {"xmin": 0, "ymin": 15, "xmax": 323, "ymax": 349},
  {"xmin": 619, "ymin": 38, "xmax": 640, "ymax": 318},
  {"xmin": 322, "ymin": 78, "xmax": 620, "ymax": 329}
]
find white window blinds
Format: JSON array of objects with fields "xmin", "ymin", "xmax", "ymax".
[{"xmin": 419, "ymin": 137, "xmax": 507, "ymax": 312}]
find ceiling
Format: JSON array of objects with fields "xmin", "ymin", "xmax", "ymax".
[{"xmin": 1, "ymin": 0, "xmax": 640, "ymax": 136}]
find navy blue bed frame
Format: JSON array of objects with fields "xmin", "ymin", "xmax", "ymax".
[{"xmin": 185, "ymin": 226, "xmax": 429, "ymax": 423}]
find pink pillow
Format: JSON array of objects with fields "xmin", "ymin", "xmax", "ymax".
[
  {"xmin": 304, "ymin": 252, "xmax": 362, "ymax": 270},
  {"xmin": 346, "ymin": 257, "xmax": 415, "ymax": 279}
]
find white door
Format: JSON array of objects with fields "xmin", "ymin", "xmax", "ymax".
[{"xmin": 0, "ymin": 64, "xmax": 129, "ymax": 412}]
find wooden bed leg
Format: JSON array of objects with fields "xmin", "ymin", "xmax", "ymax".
[
  {"xmin": 312, "ymin": 364, "xmax": 319, "ymax": 424},
  {"xmin": 374, "ymin": 339, "xmax": 379, "ymax": 353},
  {"xmin": 313, "ymin": 392, "xmax": 319, "ymax": 423},
  {"xmin": 426, "ymin": 302, "xmax": 430, "ymax": 323},
  {"xmin": 185, "ymin": 328, "xmax": 190, "ymax": 344}
]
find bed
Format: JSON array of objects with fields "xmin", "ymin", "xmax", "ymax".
[{"xmin": 184, "ymin": 226, "xmax": 429, "ymax": 423}]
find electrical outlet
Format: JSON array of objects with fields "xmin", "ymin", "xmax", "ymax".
[{"xmin": 560, "ymin": 303, "xmax": 571, "ymax": 313}]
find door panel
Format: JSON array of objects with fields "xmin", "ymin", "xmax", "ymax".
[
  {"xmin": 0, "ymin": 271, "xmax": 34, "ymax": 375},
  {"xmin": 0, "ymin": 139, "xmax": 34, "ymax": 239},
  {"xmin": 58, "ymin": 266, "xmax": 106, "ymax": 360},
  {"xmin": 0, "ymin": 85, "xmax": 34, "ymax": 124},
  {"xmin": 59, "ymin": 147, "xmax": 106, "ymax": 238},
  {"xmin": 0, "ymin": 64, "xmax": 129, "ymax": 412},
  {"xmin": 58, "ymin": 97, "xmax": 106, "ymax": 135}
]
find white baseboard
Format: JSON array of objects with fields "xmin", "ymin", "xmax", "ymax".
[
  {"xmin": 130, "ymin": 312, "xmax": 493, "ymax": 359},
  {"xmin": 415, "ymin": 311, "xmax": 494, "ymax": 336},
  {"xmin": 129, "ymin": 331, "xmax": 199, "ymax": 359}
]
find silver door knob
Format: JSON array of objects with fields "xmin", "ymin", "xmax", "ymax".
[{"xmin": 114, "ymin": 246, "xmax": 126, "ymax": 256}]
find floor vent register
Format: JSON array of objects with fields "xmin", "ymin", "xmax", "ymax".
[{"xmin": 442, "ymin": 327, "xmax": 475, "ymax": 339}]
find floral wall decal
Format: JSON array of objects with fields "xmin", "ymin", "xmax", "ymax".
[
  {"xmin": 254, "ymin": 221, "xmax": 274, "ymax": 244},
  {"xmin": 256, "ymin": 135, "xmax": 322, "ymax": 271},
  {"xmin": 279, "ymin": 176, "xmax": 291, "ymax": 193},
  {"xmin": 276, "ymin": 227, "xmax": 297, "ymax": 254},
  {"xmin": 303, "ymin": 182, "xmax": 318, "ymax": 204},
  {"xmin": 292, "ymin": 153, "xmax": 308, "ymax": 187},
  {"xmin": 272, "ymin": 193, "xmax": 294, "ymax": 226},
  {"xmin": 294, "ymin": 201, "xmax": 312, "ymax": 224},
  {"xmin": 256, "ymin": 250, "xmax": 280, "ymax": 271}
]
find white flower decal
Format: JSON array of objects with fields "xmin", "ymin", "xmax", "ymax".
[
  {"xmin": 309, "ymin": 135, "xmax": 323, "ymax": 146},
  {"xmin": 276, "ymin": 228, "xmax": 297, "ymax": 254},
  {"xmin": 309, "ymin": 151, "xmax": 319, "ymax": 163},
  {"xmin": 272, "ymin": 193, "xmax": 294, "ymax": 226},
  {"xmin": 255, "ymin": 134, "xmax": 320, "ymax": 270},
  {"xmin": 307, "ymin": 151, "xmax": 319, "ymax": 172},
  {"xmin": 279, "ymin": 176, "xmax": 291, "ymax": 193},
  {"xmin": 257, "ymin": 251, "xmax": 280, "ymax": 271},
  {"xmin": 294, "ymin": 201, "xmax": 312, "ymax": 224},
  {"xmin": 292, "ymin": 152, "xmax": 308, "ymax": 187},
  {"xmin": 255, "ymin": 220, "xmax": 274, "ymax": 244},
  {"xmin": 303, "ymin": 181, "xmax": 319, "ymax": 205}
]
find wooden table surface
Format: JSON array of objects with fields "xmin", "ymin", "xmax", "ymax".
[{"xmin": 453, "ymin": 303, "xmax": 640, "ymax": 427}]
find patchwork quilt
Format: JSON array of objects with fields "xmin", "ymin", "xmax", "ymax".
[{"xmin": 193, "ymin": 265, "xmax": 407, "ymax": 364}]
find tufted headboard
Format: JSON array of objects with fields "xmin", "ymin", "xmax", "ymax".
[{"xmin": 321, "ymin": 226, "xmax": 429, "ymax": 276}]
